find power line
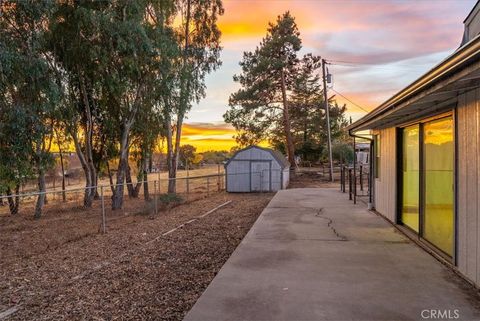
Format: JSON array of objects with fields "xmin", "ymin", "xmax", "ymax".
[
  {"xmin": 321, "ymin": 59, "xmax": 373, "ymax": 114},
  {"xmin": 330, "ymin": 88, "xmax": 370, "ymax": 114},
  {"xmin": 327, "ymin": 59, "xmax": 428, "ymax": 67},
  {"xmin": 329, "ymin": 62, "xmax": 423, "ymax": 71}
]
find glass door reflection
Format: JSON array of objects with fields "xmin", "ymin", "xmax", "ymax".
[
  {"xmin": 401, "ymin": 125, "xmax": 420, "ymax": 232},
  {"xmin": 423, "ymin": 117, "xmax": 454, "ymax": 256}
]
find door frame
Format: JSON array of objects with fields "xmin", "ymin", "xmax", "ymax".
[{"xmin": 396, "ymin": 111, "xmax": 456, "ymax": 262}]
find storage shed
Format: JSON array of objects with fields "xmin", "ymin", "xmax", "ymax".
[{"xmin": 225, "ymin": 146, "xmax": 290, "ymax": 192}]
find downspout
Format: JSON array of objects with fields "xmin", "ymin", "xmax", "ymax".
[{"xmin": 348, "ymin": 130, "xmax": 374, "ymax": 210}]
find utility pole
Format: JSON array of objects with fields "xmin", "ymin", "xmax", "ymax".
[{"xmin": 322, "ymin": 58, "xmax": 334, "ymax": 182}]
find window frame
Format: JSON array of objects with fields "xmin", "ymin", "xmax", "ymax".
[{"xmin": 374, "ymin": 134, "xmax": 381, "ymax": 179}]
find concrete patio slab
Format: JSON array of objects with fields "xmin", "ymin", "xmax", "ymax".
[{"xmin": 184, "ymin": 188, "xmax": 480, "ymax": 321}]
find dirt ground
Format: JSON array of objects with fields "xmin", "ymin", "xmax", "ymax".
[
  {"xmin": 0, "ymin": 191, "xmax": 273, "ymax": 321},
  {"xmin": 0, "ymin": 169, "xmax": 337, "ymax": 320},
  {"xmin": 289, "ymin": 169, "xmax": 341, "ymax": 188}
]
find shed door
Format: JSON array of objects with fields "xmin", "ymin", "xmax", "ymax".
[{"xmin": 251, "ymin": 161, "xmax": 270, "ymax": 192}]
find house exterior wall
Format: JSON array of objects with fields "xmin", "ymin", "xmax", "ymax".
[
  {"xmin": 456, "ymin": 88, "xmax": 480, "ymax": 284},
  {"xmin": 374, "ymin": 127, "xmax": 397, "ymax": 223},
  {"xmin": 369, "ymin": 91, "xmax": 480, "ymax": 286}
]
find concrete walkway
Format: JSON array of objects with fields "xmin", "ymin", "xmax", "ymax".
[{"xmin": 184, "ymin": 188, "xmax": 480, "ymax": 321}]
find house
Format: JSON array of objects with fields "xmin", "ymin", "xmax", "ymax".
[
  {"xmin": 355, "ymin": 142, "xmax": 370, "ymax": 165},
  {"xmin": 225, "ymin": 146, "xmax": 290, "ymax": 192},
  {"xmin": 347, "ymin": 2, "xmax": 480, "ymax": 287}
]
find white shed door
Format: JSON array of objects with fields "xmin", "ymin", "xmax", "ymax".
[{"xmin": 251, "ymin": 162, "xmax": 270, "ymax": 191}]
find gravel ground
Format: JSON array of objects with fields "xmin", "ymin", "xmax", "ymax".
[{"xmin": 0, "ymin": 192, "xmax": 273, "ymax": 321}]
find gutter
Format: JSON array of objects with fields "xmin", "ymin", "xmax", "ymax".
[{"xmin": 347, "ymin": 34, "xmax": 480, "ymax": 132}]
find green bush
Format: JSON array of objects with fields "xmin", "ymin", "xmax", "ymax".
[{"xmin": 158, "ymin": 193, "xmax": 184, "ymax": 205}]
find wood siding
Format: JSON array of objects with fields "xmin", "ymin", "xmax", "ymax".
[
  {"xmin": 457, "ymin": 88, "xmax": 480, "ymax": 284},
  {"xmin": 374, "ymin": 127, "xmax": 397, "ymax": 222}
]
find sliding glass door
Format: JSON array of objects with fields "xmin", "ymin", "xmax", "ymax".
[
  {"xmin": 423, "ymin": 118, "xmax": 454, "ymax": 256},
  {"xmin": 401, "ymin": 125, "xmax": 420, "ymax": 232},
  {"xmin": 399, "ymin": 116, "xmax": 454, "ymax": 257}
]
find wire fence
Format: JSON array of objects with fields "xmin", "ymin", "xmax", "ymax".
[
  {"xmin": 0, "ymin": 173, "xmax": 228, "ymax": 233},
  {"xmin": 0, "ymin": 169, "xmax": 283, "ymax": 236}
]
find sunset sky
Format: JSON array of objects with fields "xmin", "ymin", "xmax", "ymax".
[{"xmin": 182, "ymin": 0, "xmax": 476, "ymax": 151}]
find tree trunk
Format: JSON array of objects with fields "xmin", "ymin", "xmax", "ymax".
[
  {"xmin": 143, "ymin": 158, "xmax": 150, "ymax": 201},
  {"xmin": 93, "ymin": 150, "xmax": 104, "ymax": 199},
  {"xmin": 112, "ymin": 156, "xmax": 127, "ymax": 210},
  {"xmin": 166, "ymin": 0, "xmax": 191, "ymax": 194},
  {"xmin": 165, "ymin": 117, "xmax": 176, "ymax": 194},
  {"xmin": 134, "ymin": 156, "xmax": 144, "ymax": 197},
  {"xmin": 280, "ymin": 68, "xmax": 295, "ymax": 167},
  {"xmin": 106, "ymin": 162, "xmax": 115, "ymax": 195},
  {"xmin": 170, "ymin": 116, "xmax": 184, "ymax": 194},
  {"xmin": 59, "ymin": 146, "xmax": 66, "ymax": 202},
  {"xmin": 79, "ymin": 73, "xmax": 98, "ymax": 203},
  {"xmin": 112, "ymin": 124, "xmax": 130, "ymax": 210},
  {"xmin": 87, "ymin": 158, "xmax": 97, "ymax": 199},
  {"xmin": 34, "ymin": 170, "xmax": 46, "ymax": 219},
  {"xmin": 125, "ymin": 164, "xmax": 139, "ymax": 198},
  {"xmin": 6, "ymin": 185, "xmax": 20, "ymax": 215},
  {"xmin": 72, "ymin": 132, "xmax": 93, "ymax": 207}
]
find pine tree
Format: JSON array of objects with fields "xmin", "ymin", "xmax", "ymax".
[{"xmin": 225, "ymin": 12, "xmax": 301, "ymax": 166}]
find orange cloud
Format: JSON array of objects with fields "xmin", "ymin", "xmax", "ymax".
[
  {"xmin": 180, "ymin": 123, "xmax": 238, "ymax": 152},
  {"xmin": 218, "ymin": 0, "xmax": 316, "ymax": 41},
  {"xmin": 180, "ymin": 122, "xmax": 269, "ymax": 152}
]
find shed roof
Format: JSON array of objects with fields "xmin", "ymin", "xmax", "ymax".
[{"xmin": 225, "ymin": 145, "xmax": 290, "ymax": 169}]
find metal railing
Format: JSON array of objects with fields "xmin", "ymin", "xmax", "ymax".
[{"xmin": 340, "ymin": 164, "xmax": 371, "ymax": 205}]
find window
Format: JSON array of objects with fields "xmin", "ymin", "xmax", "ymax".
[{"xmin": 374, "ymin": 134, "xmax": 381, "ymax": 178}]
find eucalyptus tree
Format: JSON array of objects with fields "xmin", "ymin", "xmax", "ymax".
[
  {"xmin": 140, "ymin": 0, "xmax": 223, "ymax": 194},
  {"xmin": 0, "ymin": 1, "xmax": 60, "ymax": 218},
  {"xmin": 165, "ymin": 0, "xmax": 223, "ymax": 193},
  {"xmin": 48, "ymin": 1, "xmax": 165, "ymax": 209},
  {"xmin": 225, "ymin": 12, "xmax": 301, "ymax": 166},
  {"xmin": 0, "ymin": 107, "xmax": 34, "ymax": 215},
  {"xmin": 127, "ymin": 103, "xmax": 165, "ymax": 200},
  {"xmin": 93, "ymin": 3, "xmax": 148, "ymax": 209},
  {"xmin": 47, "ymin": 1, "xmax": 111, "ymax": 207}
]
